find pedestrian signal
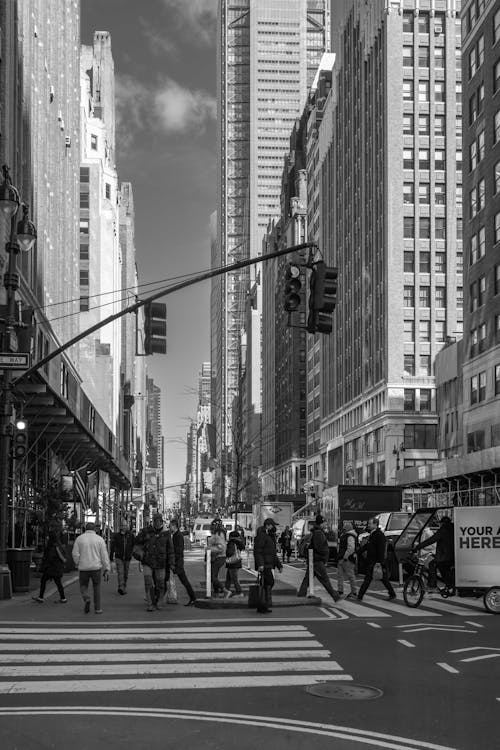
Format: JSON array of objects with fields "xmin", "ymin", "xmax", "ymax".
[
  {"xmin": 284, "ymin": 264, "xmax": 302, "ymax": 312},
  {"xmin": 306, "ymin": 261, "xmax": 338, "ymax": 334},
  {"xmin": 13, "ymin": 423, "xmax": 28, "ymax": 460}
]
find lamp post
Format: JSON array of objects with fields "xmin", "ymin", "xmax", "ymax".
[
  {"xmin": 392, "ymin": 442, "xmax": 406, "ymax": 473},
  {"xmin": 0, "ymin": 165, "xmax": 36, "ymax": 599}
]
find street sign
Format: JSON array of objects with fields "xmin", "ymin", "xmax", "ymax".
[{"xmin": 0, "ymin": 352, "xmax": 31, "ymax": 369}]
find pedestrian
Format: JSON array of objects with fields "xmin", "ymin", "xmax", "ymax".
[
  {"xmin": 253, "ymin": 518, "xmax": 283, "ymax": 613},
  {"xmin": 134, "ymin": 513, "xmax": 175, "ymax": 611},
  {"xmin": 413, "ymin": 515, "xmax": 455, "ymax": 589},
  {"xmin": 225, "ymin": 528, "xmax": 246, "ymax": 598},
  {"xmin": 206, "ymin": 519, "xmax": 231, "ymax": 597},
  {"xmin": 278, "ymin": 525, "xmax": 293, "ymax": 563},
  {"xmin": 357, "ymin": 517, "xmax": 396, "ymax": 601},
  {"xmin": 336, "ymin": 521, "xmax": 358, "ymax": 600},
  {"xmin": 72, "ymin": 521, "xmax": 111, "ymax": 614},
  {"xmin": 110, "ymin": 520, "xmax": 135, "ymax": 595},
  {"xmin": 170, "ymin": 518, "xmax": 196, "ymax": 606},
  {"xmin": 32, "ymin": 529, "xmax": 67, "ymax": 604},
  {"xmin": 297, "ymin": 515, "xmax": 340, "ymax": 603}
]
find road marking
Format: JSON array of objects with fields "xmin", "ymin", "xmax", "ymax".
[
  {"xmin": 465, "ymin": 621, "xmax": 484, "ymax": 628},
  {"xmin": 361, "ymin": 594, "xmax": 438, "ymax": 617},
  {"xmin": 0, "ymin": 649, "xmax": 332, "ymax": 665},
  {"xmin": 401, "ymin": 627, "xmax": 477, "ymax": 635},
  {"xmin": 397, "ymin": 640, "xmax": 416, "ymax": 648},
  {"xmin": 367, "ymin": 622, "xmax": 382, "ymax": 629},
  {"xmin": 0, "ymin": 706, "xmax": 462, "ymax": 750},
  {"xmin": 437, "ymin": 662, "xmax": 460, "ymax": 674},
  {"xmin": 0, "ymin": 639, "xmax": 324, "ymax": 653},
  {"xmin": 319, "ymin": 607, "xmax": 337, "ymax": 619},
  {"xmin": 0, "ymin": 630, "xmax": 316, "ymax": 642},
  {"xmin": 409, "ymin": 597, "xmax": 486, "ymax": 617},
  {"xmin": 460, "ymin": 654, "xmax": 500, "ymax": 663},
  {"xmin": 0, "ymin": 624, "xmax": 308, "ymax": 635},
  {"xmin": 395, "ymin": 623, "xmax": 466, "ymax": 629},
  {"xmin": 450, "ymin": 647, "xmax": 500, "ymax": 654},
  {"xmin": 336, "ymin": 598, "xmax": 390, "ymax": 618}
]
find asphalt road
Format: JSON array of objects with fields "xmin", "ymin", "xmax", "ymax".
[{"xmin": 0, "ymin": 552, "xmax": 498, "ymax": 750}]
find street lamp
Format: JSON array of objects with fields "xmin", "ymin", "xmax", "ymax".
[
  {"xmin": 392, "ymin": 442, "xmax": 406, "ymax": 473},
  {"xmin": 0, "ymin": 165, "xmax": 36, "ymax": 599}
]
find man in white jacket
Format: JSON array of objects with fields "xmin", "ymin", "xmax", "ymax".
[{"xmin": 72, "ymin": 522, "xmax": 111, "ymax": 614}]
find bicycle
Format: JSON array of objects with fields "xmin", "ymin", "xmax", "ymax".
[{"xmin": 403, "ymin": 551, "xmax": 456, "ymax": 608}]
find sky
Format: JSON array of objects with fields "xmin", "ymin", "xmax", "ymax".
[{"xmin": 81, "ymin": 0, "xmax": 218, "ymax": 503}]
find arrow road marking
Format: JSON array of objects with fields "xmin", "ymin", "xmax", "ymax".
[
  {"xmin": 395, "ymin": 623, "xmax": 470, "ymax": 629},
  {"xmin": 450, "ymin": 647, "xmax": 500, "ymax": 653},
  {"xmin": 401, "ymin": 627, "xmax": 477, "ymax": 634}
]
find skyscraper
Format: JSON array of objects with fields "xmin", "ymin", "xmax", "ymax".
[{"xmin": 213, "ymin": 0, "xmax": 330, "ymax": 504}]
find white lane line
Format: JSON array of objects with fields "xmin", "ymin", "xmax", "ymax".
[
  {"xmin": 0, "ymin": 649, "xmax": 332, "ymax": 665},
  {"xmin": 367, "ymin": 622, "xmax": 382, "ymax": 629},
  {"xmin": 450, "ymin": 647, "xmax": 500, "ymax": 654},
  {"xmin": 401, "ymin": 627, "xmax": 477, "ymax": 635},
  {"xmin": 397, "ymin": 640, "xmax": 416, "ymax": 648},
  {"xmin": 407, "ymin": 598, "xmax": 487, "ymax": 617},
  {"xmin": 361, "ymin": 595, "xmax": 439, "ymax": 617},
  {"xmin": 395, "ymin": 623, "xmax": 465, "ymax": 629},
  {"xmin": 460, "ymin": 654, "xmax": 500, "ymax": 663},
  {"xmin": 0, "ymin": 625, "xmax": 308, "ymax": 635},
  {"xmin": 0, "ymin": 660, "xmax": 344, "ymax": 678},
  {"xmin": 0, "ymin": 674, "xmax": 354, "ymax": 694},
  {"xmin": 0, "ymin": 616, "xmax": 332, "ymax": 625},
  {"xmin": 1, "ymin": 630, "xmax": 313, "ymax": 643},
  {"xmin": 319, "ymin": 607, "xmax": 336, "ymax": 619},
  {"xmin": 437, "ymin": 662, "xmax": 459, "ymax": 674},
  {"xmin": 465, "ymin": 621, "xmax": 485, "ymax": 628},
  {"xmin": 0, "ymin": 639, "xmax": 323, "ymax": 653}
]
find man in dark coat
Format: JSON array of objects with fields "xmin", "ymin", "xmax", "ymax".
[
  {"xmin": 414, "ymin": 515, "xmax": 455, "ymax": 588},
  {"xmin": 170, "ymin": 518, "xmax": 196, "ymax": 606},
  {"xmin": 297, "ymin": 515, "xmax": 340, "ymax": 602},
  {"xmin": 253, "ymin": 518, "xmax": 282, "ymax": 613},
  {"xmin": 110, "ymin": 520, "xmax": 135, "ymax": 595},
  {"xmin": 357, "ymin": 517, "xmax": 396, "ymax": 601},
  {"xmin": 279, "ymin": 525, "xmax": 293, "ymax": 563},
  {"xmin": 135, "ymin": 513, "xmax": 175, "ymax": 611},
  {"xmin": 32, "ymin": 530, "xmax": 67, "ymax": 603}
]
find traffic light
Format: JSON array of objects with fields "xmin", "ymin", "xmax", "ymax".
[
  {"xmin": 12, "ymin": 421, "xmax": 28, "ymax": 461},
  {"xmin": 306, "ymin": 261, "xmax": 338, "ymax": 334},
  {"xmin": 283, "ymin": 263, "xmax": 302, "ymax": 312},
  {"xmin": 144, "ymin": 301, "xmax": 167, "ymax": 355}
]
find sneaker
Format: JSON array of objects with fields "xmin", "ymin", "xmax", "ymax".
[
  {"xmin": 58, "ymin": 598, "xmax": 68, "ymax": 603},
  {"xmin": 32, "ymin": 596, "xmax": 44, "ymax": 603},
  {"xmin": 387, "ymin": 594, "xmax": 397, "ymax": 601},
  {"xmin": 118, "ymin": 588, "xmax": 124, "ymax": 596},
  {"xmin": 223, "ymin": 589, "xmax": 232, "ymax": 599},
  {"xmin": 95, "ymin": 609, "xmax": 103, "ymax": 614},
  {"xmin": 84, "ymin": 600, "xmax": 91, "ymax": 614},
  {"xmin": 147, "ymin": 604, "xmax": 155, "ymax": 612}
]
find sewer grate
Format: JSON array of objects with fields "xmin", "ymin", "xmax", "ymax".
[{"xmin": 305, "ymin": 683, "xmax": 383, "ymax": 700}]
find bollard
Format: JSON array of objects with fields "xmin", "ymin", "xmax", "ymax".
[
  {"xmin": 398, "ymin": 561, "xmax": 404, "ymax": 586},
  {"xmin": 205, "ymin": 547, "xmax": 211, "ymax": 598},
  {"xmin": 307, "ymin": 547, "xmax": 314, "ymax": 597}
]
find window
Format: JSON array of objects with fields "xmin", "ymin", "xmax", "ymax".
[
  {"xmin": 435, "ymin": 46, "xmax": 445, "ymax": 68},
  {"xmin": 419, "ymin": 320, "xmax": 431, "ymax": 341},
  {"xmin": 79, "ymin": 219, "xmax": 89, "ymax": 235},
  {"xmin": 80, "ymin": 167, "xmax": 89, "ymax": 183},
  {"xmin": 90, "ymin": 134, "xmax": 98, "ymax": 150},
  {"xmin": 478, "ymin": 83, "xmax": 485, "ymax": 113},
  {"xmin": 80, "ymin": 192, "xmax": 89, "ymax": 209},
  {"xmin": 403, "ymin": 46, "xmax": 414, "ymax": 66},
  {"xmin": 435, "ymin": 286, "xmax": 446, "ymax": 307},
  {"xmin": 403, "ymin": 11, "xmax": 413, "ymax": 33},
  {"xmin": 418, "ymin": 81, "xmax": 430, "ymax": 102},
  {"xmin": 495, "ymin": 161, "xmax": 500, "ymax": 193},
  {"xmin": 470, "ymin": 326, "xmax": 478, "ymax": 356},
  {"xmin": 403, "ymin": 148, "xmax": 414, "ymax": 169},
  {"xmin": 418, "ymin": 46, "xmax": 429, "ymax": 67},
  {"xmin": 495, "ymin": 212, "xmax": 500, "ymax": 244},
  {"xmin": 435, "ymin": 183, "xmax": 445, "ymax": 205},
  {"xmin": 404, "ymin": 423, "xmax": 437, "ymax": 450},
  {"xmin": 80, "ymin": 296, "xmax": 89, "ymax": 312},
  {"xmin": 497, "ymin": 314, "xmax": 500, "ymax": 341},
  {"xmin": 495, "ymin": 8, "xmax": 500, "ymax": 44},
  {"xmin": 404, "ymin": 354, "xmax": 415, "ymax": 375},
  {"xmin": 404, "ymin": 319, "xmax": 415, "ymax": 341},
  {"xmin": 419, "ymin": 285, "xmax": 430, "ymax": 307},
  {"xmin": 404, "ymin": 286, "xmax": 415, "ymax": 307},
  {"xmin": 469, "ymin": 47, "xmax": 478, "ymax": 78},
  {"xmin": 478, "ymin": 275, "xmax": 486, "ymax": 306},
  {"xmin": 434, "ymin": 81, "xmax": 445, "ymax": 102},
  {"xmin": 470, "ymin": 281, "xmax": 479, "ymax": 311},
  {"xmin": 456, "ymin": 149, "xmax": 462, "ymax": 171},
  {"xmin": 80, "ymin": 269, "xmax": 89, "ymax": 286},
  {"xmin": 105, "ymin": 183, "xmax": 111, "ymax": 200},
  {"xmin": 420, "ymin": 389, "xmax": 432, "ymax": 412},
  {"xmin": 404, "ymin": 389, "xmax": 416, "ymax": 411},
  {"xmin": 435, "ymin": 252, "xmax": 446, "ymax": 273},
  {"xmin": 403, "ymin": 113, "xmax": 414, "ymax": 134},
  {"xmin": 495, "ymin": 60, "xmax": 500, "ymax": 93},
  {"xmin": 79, "ymin": 243, "xmax": 89, "ymax": 260},
  {"xmin": 419, "ymin": 251, "xmax": 431, "ymax": 273},
  {"xmin": 470, "ymin": 140, "xmax": 478, "ymax": 172},
  {"xmin": 435, "ymin": 321, "xmax": 446, "ymax": 341},
  {"xmin": 478, "ymin": 130, "xmax": 485, "ymax": 162},
  {"xmin": 495, "ymin": 264, "xmax": 500, "ymax": 295},
  {"xmin": 479, "ymin": 371, "xmax": 486, "ymax": 401},
  {"xmin": 495, "ymin": 364, "xmax": 500, "ymax": 396},
  {"xmin": 403, "ymin": 80, "xmax": 414, "ymax": 100},
  {"xmin": 478, "ymin": 178, "xmax": 485, "ymax": 212},
  {"xmin": 419, "ymin": 355, "xmax": 431, "ymax": 376},
  {"xmin": 404, "ymin": 251, "xmax": 415, "ymax": 272},
  {"xmin": 404, "ymin": 216, "xmax": 415, "ymax": 238},
  {"xmin": 418, "ymin": 114, "xmax": 430, "ymax": 135},
  {"xmin": 435, "ymin": 149, "xmax": 445, "ymax": 170},
  {"xmin": 403, "ymin": 182, "xmax": 414, "ymax": 204},
  {"xmin": 418, "ymin": 14, "xmax": 429, "ymax": 34},
  {"xmin": 434, "ymin": 115, "xmax": 445, "ymax": 136},
  {"xmin": 469, "ymin": 92, "xmax": 477, "ymax": 124},
  {"xmin": 495, "ymin": 110, "xmax": 500, "ymax": 142},
  {"xmin": 468, "ymin": 430, "xmax": 485, "ymax": 452},
  {"xmin": 419, "ymin": 217, "xmax": 431, "ymax": 239},
  {"xmin": 419, "ymin": 183, "xmax": 430, "ymax": 204},
  {"xmin": 419, "ymin": 149, "xmax": 430, "ymax": 170},
  {"xmin": 479, "ymin": 226, "xmax": 486, "ymax": 256},
  {"xmin": 479, "ymin": 322, "xmax": 487, "ymax": 352},
  {"xmin": 471, "ymin": 374, "xmax": 478, "ymax": 405},
  {"xmin": 435, "ymin": 217, "xmax": 446, "ymax": 239},
  {"xmin": 457, "ymin": 286, "xmax": 463, "ymax": 307}
]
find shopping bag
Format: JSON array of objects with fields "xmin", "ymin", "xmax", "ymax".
[
  {"xmin": 372, "ymin": 562, "xmax": 383, "ymax": 581},
  {"xmin": 248, "ymin": 573, "xmax": 264, "ymax": 609},
  {"xmin": 166, "ymin": 577, "xmax": 178, "ymax": 604}
]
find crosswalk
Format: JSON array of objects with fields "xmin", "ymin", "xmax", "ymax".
[{"xmin": 0, "ymin": 624, "xmax": 353, "ymax": 694}]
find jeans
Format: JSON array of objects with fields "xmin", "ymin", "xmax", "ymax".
[
  {"xmin": 176, "ymin": 563, "xmax": 196, "ymax": 601},
  {"xmin": 257, "ymin": 567, "xmax": 274, "ymax": 611},
  {"xmin": 225, "ymin": 567, "xmax": 242, "ymax": 594},
  {"xmin": 211, "ymin": 556, "xmax": 227, "ymax": 594},
  {"xmin": 115, "ymin": 558, "xmax": 130, "ymax": 591},
  {"xmin": 79, "ymin": 569, "xmax": 102, "ymax": 611},
  {"xmin": 39, "ymin": 573, "xmax": 65, "ymax": 600},
  {"xmin": 358, "ymin": 561, "xmax": 395, "ymax": 600},
  {"xmin": 337, "ymin": 559, "xmax": 357, "ymax": 595},
  {"xmin": 298, "ymin": 561, "xmax": 339, "ymax": 601},
  {"xmin": 282, "ymin": 546, "xmax": 291, "ymax": 563},
  {"xmin": 143, "ymin": 565, "xmax": 165, "ymax": 606}
]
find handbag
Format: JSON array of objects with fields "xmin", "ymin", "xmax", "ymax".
[
  {"xmin": 132, "ymin": 543, "xmax": 144, "ymax": 561},
  {"xmin": 372, "ymin": 562, "xmax": 384, "ymax": 581},
  {"xmin": 166, "ymin": 577, "xmax": 178, "ymax": 604},
  {"xmin": 226, "ymin": 542, "xmax": 242, "ymax": 565}
]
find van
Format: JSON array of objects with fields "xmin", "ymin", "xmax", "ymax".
[{"xmin": 193, "ymin": 517, "xmax": 236, "ymax": 546}]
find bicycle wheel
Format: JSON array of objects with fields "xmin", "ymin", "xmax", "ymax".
[{"xmin": 403, "ymin": 575, "xmax": 425, "ymax": 607}]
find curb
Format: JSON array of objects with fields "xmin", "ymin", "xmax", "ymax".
[{"xmin": 194, "ymin": 595, "xmax": 323, "ymax": 609}]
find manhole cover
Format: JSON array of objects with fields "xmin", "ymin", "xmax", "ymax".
[{"xmin": 305, "ymin": 683, "xmax": 383, "ymax": 700}]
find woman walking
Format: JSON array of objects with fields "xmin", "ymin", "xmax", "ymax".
[
  {"xmin": 32, "ymin": 530, "xmax": 67, "ymax": 603},
  {"xmin": 225, "ymin": 529, "xmax": 246, "ymax": 598},
  {"xmin": 206, "ymin": 519, "xmax": 230, "ymax": 597}
]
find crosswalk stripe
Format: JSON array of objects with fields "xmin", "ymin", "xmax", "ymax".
[
  {"xmin": 0, "ymin": 631, "xmax": 314, "ymax": 642},
  {"xmin": 0, "ymin": 649, "xmax": 331, "ymax": 664},
  {"xmin": 0, "ymin": 625, "xmax": 308, "ymax": 635},
  {"xmin": 335, "ymin": 599, "xmax": 391, "ymax": 618},
  {"xmin": 404, "ymin": 597, "xmax": 487, "ymax": 617},
  {"xmin": 0, "ymin": 639, "xmax": 322, "ymax": 652},
  {"xmin": 360, "ymin": 594, "xmax": 441, "ymax": 617}
]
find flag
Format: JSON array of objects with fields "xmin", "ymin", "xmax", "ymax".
[
  {"xmin": 73, "ymin": 468, "xmax": 88, "ymax": 510},
  {"xmin": 87, "ymin": 471, "xmax": 98, "ymax": 513}
]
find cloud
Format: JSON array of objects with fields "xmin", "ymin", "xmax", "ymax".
[
  {"xmin": 160, "ymin": 0, "xmax": 217, "ymax": 45},
  {"xmin": 155, "ymin": 79, "xmax": 216, "ymax": 134},
  {"xmin": 139, "ymin": 17, "xmax": 178, "ymax": 59}
]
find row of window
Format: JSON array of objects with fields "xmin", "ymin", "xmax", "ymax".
[
  {"xmin": 404, "ymin": 319, "xmax": 448, "ymax": 342},
  {"xmin": 403, "ymin": 79, "xmax": 448, "ymax": 102},
  {"xmin": 403, "ymin": 250, "xmax": 453, "ymax": 275},
  {"xmin": 403, "ymin": 11, "xmax": 447, "ymax": 35},
  {"xmin": 404, "ymin": 388, "xmax": 433, "ymax": 412},
  {"xmin": 403, "ymin": 148, "xmax": 447, "ymax": 170},
  {"xmin": 403, "ymin": 45, "xmax": 446, "ymax": 68},
  {"xmin": 403, "ymin": 216, "xmax": 447, "ymax": 239},
  {"xmin": 403, "ymin": 353, "xmax": 433, "ymax": 377},
  {"xmin": 470, "ymin": 264, "xmax": 500, "ymax": 311},
  {"xmin": 403, "ymin": 182, "xmax": 449, "ymax": 204},
  {"xmin": 404, "ymin": 285, "xmax": 448, "ymax": 308},
  {"xmin": 403, "ymin": 112, "xmax": 451, "ymax": 136},
  {"xmin": 470, "ymin": 365, "xmax": 500, "ymax": 405}
]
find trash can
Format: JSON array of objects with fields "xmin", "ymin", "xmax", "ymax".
[{"xmin": 7, "ymin": 548, "xmax": 33, "ymax": 592}]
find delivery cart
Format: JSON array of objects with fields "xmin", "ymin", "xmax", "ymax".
[{"xmin": 394, "ymin": 505, "xmax": 500, "ymax": 614}]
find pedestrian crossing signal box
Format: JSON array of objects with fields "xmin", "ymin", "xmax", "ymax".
[{"xmin": 12, "ymin": 425, "xmax": 28, "ymax": 460}]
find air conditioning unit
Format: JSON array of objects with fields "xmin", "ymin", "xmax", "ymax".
[
  {"xmin": 434, "ymin": 24, "xmax": 443, "ymax": 34},
  {"xmin": 65, "ymin": 136, "xmax": 71, "ymax": 148}
]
